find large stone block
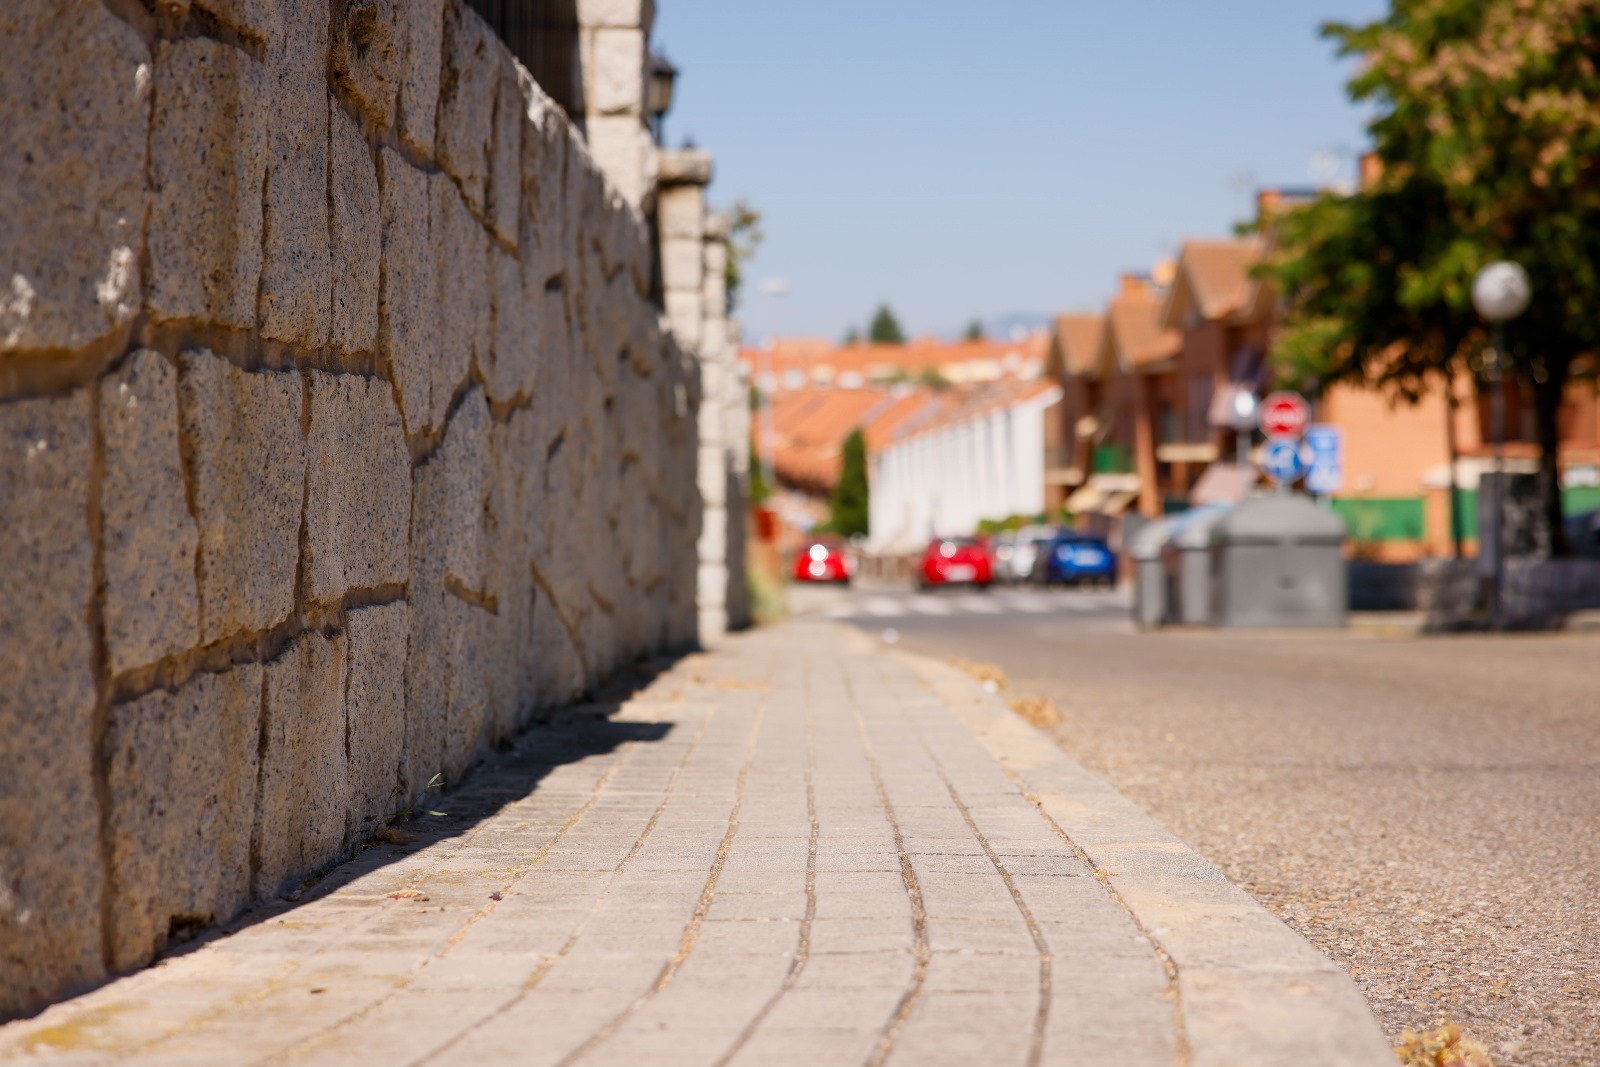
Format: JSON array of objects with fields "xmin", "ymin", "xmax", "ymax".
[
  {"xmin": 177, "ymin": 349, "xmax": 305, "ymax": 643},
  {"xmin": 432, "ymin": 174, "xmax": 487, "ymax": 417},
  {"xmin": 377, "ymin": 149, "xmax": 439, "ymax": 435},
  {"xmin": 582, "ymin": 113, "xmax": 649, "ymax": 208},
  {"xmin": 483, "ymin": 245, "xmax": 535, "ymax": 403},
  {"xmin": 396, "ymin": 0, "xmax": 444, "ymax": 159},
  {"xmin": 344, "ymin": 601, "xmax": 408, "ymax": 844},
  {"xmin": 100, "ymin": 350, "xmax": 200, "ymax": 676},
  {"xmin": 656, "ymin": 184, "xmax": 705, "ymax": 242},
  {"xmin": 412, "ymin": 385, "xmax": 488, "ymax": 595},
  {"xmin": 442, "ymin": 596, "xmax": 489, "ymax": 782},
  {"xmin": 664, "ymin": 290, "xmax": 703, "ymax": 349},
  {"xmin": 436, "ymin": 0, "xmax": 497, "ymax": 217},
  {"xmin": 0, "ymin": 1, "xmax": 146, "ymax": 356},
  {"xmin": 106, "ymin": 663, "xmax": 262, "ymax": 971},
  {"xmin": 255, "ymin": 629, "xmax": 349, "ymax": 899},
  {"xmin": 661, "ymin": 237, "xmax": 705, "ymax": 295},
  {"xmin": 332, "ymin": 0, "xmax": 400, "ymax": 129},
  {"xmin": 303, "ymin": 370, "xmax": 410, "ymax": 605},
  {"xmin": 487, "ymin": 66, "xmax": 524, "ymax": 248},
  {"xmin": 577, "ymin": 0, "xmax": 655, "ymax": 29},
  {"xmin": 584, "ymin": 27, "xmax": 645, "ymax": 116},
  {"xmin": 259, "ymin": 0, "xmax": 332, "ymax": 348},
  {"xmin": 0, "ymin": 392, "xmax": 102, "ymax": 1016},
  {"xmin": 329, "ymin": 103, "xmax": 380, "ymax": 356},
  {"xmin": 148, "ymin": 38, "xmax": 269, "ymax": 330}
]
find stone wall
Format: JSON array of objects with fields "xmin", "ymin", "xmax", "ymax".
[{"xmin": 0, "ymin": 0, "xmax": 704, "ymax": 1017}]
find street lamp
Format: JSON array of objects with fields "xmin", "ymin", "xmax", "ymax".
[
  {"xmin": 1471, "ymin": 260, "xmax": 1532, "ymax": 627},
  {"xmin": 647, "ymin": 52, "xmax": 678, "ymax": 146},
  {"xmin": 1227, "ymin": 388, "xmax": 1258, "ymax": 467}
]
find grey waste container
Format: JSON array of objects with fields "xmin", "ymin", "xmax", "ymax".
[
  {"xmin": 1128, "ymin": 518, "xmax": 1178, "ymax": 628},
  {"xmin": 1214, "ymin": 496, "xmax": 1348, "ymax": 627},
  {"xmin": 1173, "ymin": 506, "xmax": 1231, "ymax": 625}
]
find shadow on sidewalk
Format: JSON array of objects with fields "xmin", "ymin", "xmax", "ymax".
[{"xmin": 157, "ymin": 653, "xmax": 686, "ymax": 967}]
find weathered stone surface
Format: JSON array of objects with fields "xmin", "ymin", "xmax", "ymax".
[
  {"xmin": 332, "ymin": 0, "xmax": 400, "ymax": 129},
  {"xmin": 304, "ymin": 370, "xmax": 410, "ymax": 605},
  {"xmin": 582, "ymin": 114, "xmax": 650, "ymax": 209},
  {"xmin": 177, "ymin": 349, "xmax": 305, "ymax": 643},
  {"xmin": 259, "ymin": 0, "xmax": 332, "ymax": 348},
  {"xmin": 406, "ymin": 388, "xmax": 488, "ymax": 796},
  {"xmin": 100, "ymin": 350, "xmax": 200, "ymax": 675},
  {"xmin": 377, "ymin": 149, "xmax": 438, "ymax": 435},
  {"xmin": 107, "ymin": 663, "xmax": 262, "ymax": 971},
  {"xmin": 329, "ymin": 103, "xmax": 380, "ymax": 356},
  {"xmin": 432, "ymin": 174, "xmax": 487, "ymax": 420},
  {"xmin": 436, "ymin": 0, "xmax": 497, "ymax": 217},
  {"xmin": 487, "ymin": 66, "xmax": 524, "ymax": 248},
  {"xmin": 665, "ymin": 289, "xmax": 703, "ymax": 349},
  {"xmin": 148, "ymin": 38, "xmax": 269, "ymax": 330},
  {"xmin": 0, "ymin": 1, "xmax": 147, "ymax": 356},
  {"xmin": 396, "ymin": 0, "xmax": 444, "ymax": 159},
  {"xmin": 661, "ymin": 237, "xmax": 704, "ymax": 294},
  {"xmin": 0, "ymin": 392, "xmax": 101, "ymax": 1017},
  {"xmin": 585, "ymin": 27, "xmax": 644, "ymax": 116},
  {"xmin": 194, "ymin": 0, "xmax": 277, "ymax": 41},
  {"xmin": 256, "ymin": 629, "xmax": 349, "ymax": 899},
  {"xmin": 414, "ymin": 385, "xmax": 488, "ymax": 595},
  {"xmin": 577, "ymin": 0, "xmax": 654, "ymax": 28},
  {"xmin": 344, "ymin": 601, "xmax": 409, "ymax": 844},
  {"xmin": 442, "ymin": 596, "xmax": 489, "ymax": 782},
  {"xmin": 484, "ymin": 245, "xmax": 535, "ymax": 403}
]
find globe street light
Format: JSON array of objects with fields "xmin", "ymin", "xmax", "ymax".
[
  {"xmin": 1227, "ymin": 388, "xmax": 1258, "ymax": 467},
  {"xmin": 1471, "ymin": 261, "xmax": 1531, "ymax": 627}
]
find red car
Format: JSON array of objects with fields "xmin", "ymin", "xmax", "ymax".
[
  {"xmin": 792, "ymin": 537, "xmax": 852, "ymax": 583},
  {"xmin": 917, "ymin": 536, "xmax": 993, "ymax": 590}
]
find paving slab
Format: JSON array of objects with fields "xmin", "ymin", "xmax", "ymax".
[{"xmin": 0, "ymin": 621, "xmax": 1391, "ymax": 1066}]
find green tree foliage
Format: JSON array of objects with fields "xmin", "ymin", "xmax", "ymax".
[
  {"xmin": 721, "ymin": 200, "xmax": 763, "ymax": 315},
  {"xmin": 868, "ymin": 305, "xmax": 906, "ymax": 344},
  {"xmin": 963, "ymin": 319, "xmax": 985, "ymax": 341},
  {"xmin": 842, "ymin": 327, "xmax": 861, "ymax": 346},
  {"xmin": 1268, "ymin": 0, "xmax": 1600, "ymax": 550},
  {"xmin": 748, "ymin": 436, "xmax": 772, "ymax": 506},
  {"xmin": 825, "ymin": 429, "xmax": 870, "ymax": 537},
  {"xmin": 918, "ymin": 366, "xmax": 953, "ymax": 391}
]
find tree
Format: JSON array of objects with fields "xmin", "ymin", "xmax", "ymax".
[
  {"xmin": 918, "ymin": 366, "xmax": 952, "ymax": 391},
  {"xmin": 842, "ymin": 327, "xmax": 861, "ymax": 346},
  {"xmin": 721, "ymin": 200, "xmax": 763, "ymax": 315},
  {"xmin": 963, "ymin": 319, "xmax": 985, "ymax": 341},
  {"xmin": 1268, "ymin": 0, "xmax": 1600, "ymax": 552},
  {"xmin": 868, "ymin": 305, "xmax": 906, "ymax": 345},
  {"xmin": 825, "ymin": 429, "xmax": 870, "ymax": 537}
]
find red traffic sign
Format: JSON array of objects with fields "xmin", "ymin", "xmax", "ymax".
[{"xmin": 1258, "ymin": 391, "xmax": 1310, "ymax": 437}]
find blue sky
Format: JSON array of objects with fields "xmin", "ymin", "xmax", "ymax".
[{"xmin": 653, "ymin": 0, "xmax": 1388, "ymax": 343}]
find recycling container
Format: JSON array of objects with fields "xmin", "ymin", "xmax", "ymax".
[{"xmin": 1213, "ymin": 496, "xmax": 1347, "ymax": 627}]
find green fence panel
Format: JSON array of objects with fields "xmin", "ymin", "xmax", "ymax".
[{"xmin": 1330, "ymin": 496, "xmax": 1426, "ymax": 542}]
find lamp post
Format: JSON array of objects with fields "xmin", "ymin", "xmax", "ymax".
[
  {"xmin": 647, "ymin": 52, "xmax": 678, "ymax": 147},
  {"xmin": 1227, "ymin": 388, "xmax": 1258, "ymax": 467},
  {"xmin": 1471, "ymin": 260, "xmax": 1532, "ymax": 627}
]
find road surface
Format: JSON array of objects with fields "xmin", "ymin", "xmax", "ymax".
[{"xmin": 791, "ymin": 578, "xmax": 1600, "ymax": 1067}]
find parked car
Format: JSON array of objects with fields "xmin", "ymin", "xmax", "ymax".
[
  {"xmin": 1000, "ymin": 525, "xmax": 1057, "ymax": 583},
  {"xmin": 1035, "ymin": 531, "xmax": 1117, "ymax": 586},
  {"xmin": 917, "ymin": 536, "xmax": 993, "ymax": 590},
  {"xmin": 793, "ymin": 537, "xmax": 852, "ymax": 583}
]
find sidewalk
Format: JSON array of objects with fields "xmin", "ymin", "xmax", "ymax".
[{"xmin": 0, "ymin": 622, "xmax": 1391, "ymax": 1067}]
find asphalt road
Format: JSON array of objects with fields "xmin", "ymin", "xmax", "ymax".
[{"xmin": 790, "ymin": 579, "xmax": 1600, "ymax": 1067}]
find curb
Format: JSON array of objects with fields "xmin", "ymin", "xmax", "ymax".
[{"xmin": 894, "ymin": 642, "xmax": 1395, "ymax": 1067}]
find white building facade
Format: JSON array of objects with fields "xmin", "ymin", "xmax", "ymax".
[{"xmin": 868, "ymin": 383, "xmax": 1063, "ymax": 553}]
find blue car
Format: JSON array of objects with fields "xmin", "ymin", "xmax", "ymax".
[{"xmin": 1036, "ymin": 533, "xmax": 1117, "ymax": 586}]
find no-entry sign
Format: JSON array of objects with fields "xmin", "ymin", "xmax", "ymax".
[{"xmin": 1258, "ymin": 391, "xmax": 1310, "ymax": 437}]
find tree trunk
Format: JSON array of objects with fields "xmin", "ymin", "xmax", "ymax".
[{"xmin": 1531, "ymin": 362, "xmax": 1570, "ymax": 557}]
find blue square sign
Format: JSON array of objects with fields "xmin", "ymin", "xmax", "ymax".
[{"xmin": 1304, "ymin": 424, "xmax": 1343, "ymax": 495}]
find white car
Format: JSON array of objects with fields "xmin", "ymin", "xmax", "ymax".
[{"xmin": 994, "ymin": 526, "xmax": 1056, "ymax": 582}]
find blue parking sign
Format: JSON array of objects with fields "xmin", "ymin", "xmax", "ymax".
[
  {"xmin": 1260, "ymin": 434, "xmax": 1307, "ymax": 486},
  {"xmin": 1304, "ymin": 424, "xmax": 1343, "ymax": 495}
]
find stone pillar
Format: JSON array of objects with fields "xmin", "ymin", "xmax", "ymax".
[
  {"xmin": 578, "ymin": 0, "xmax": 656, "ymax": 208},
  {"xmin": 657, "ymin": 150, "xmax": 746, "ymax": 643}
]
